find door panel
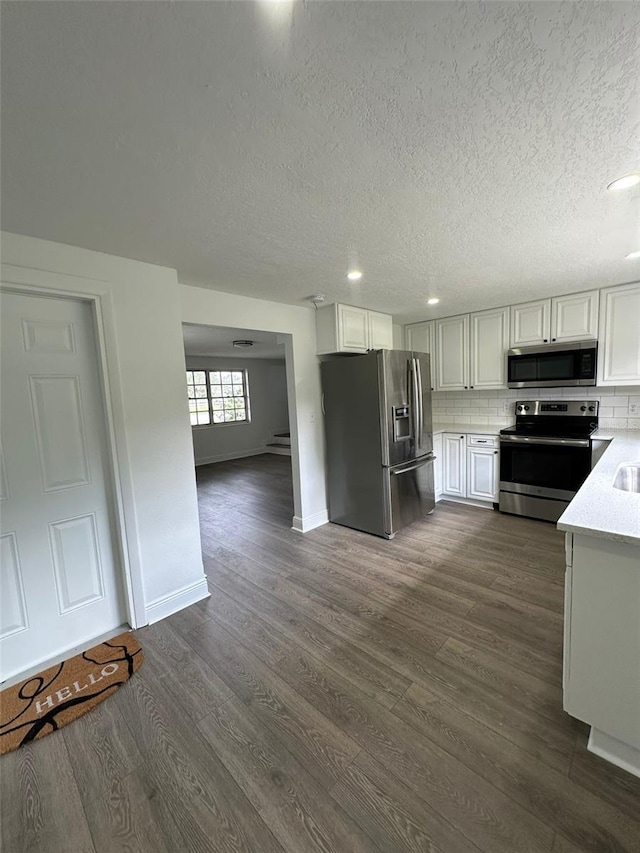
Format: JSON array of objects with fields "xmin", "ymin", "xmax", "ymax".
[
  {"xmin": 0, "ymin": 291, "xmax": 126, "ymax": 681},
  {"xmin": 380, "ymin": 350, "xmax": 413, "ymax": 466},
  {"xmin": 387, "ymin": 457, "xmax": 435, "ymax": 535}
]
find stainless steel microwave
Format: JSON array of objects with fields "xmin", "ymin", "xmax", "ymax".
[{"xmin": 507, "ymin": 340, "xmax": 597, "ymax": 388}]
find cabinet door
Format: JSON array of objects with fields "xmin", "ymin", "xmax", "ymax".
[
  {"xmin": 433, "ymin": 433, "xmax": 443, "ymax": 500},
  {"xmin": 436, "ymin": 315, "xmax": 469, "ymax": 391},
  {"xmin": 466, "ymin": 446, "xmax": 498, "ymax": 501},
  {"xmin": 510, "ymin": 299, "xmax": 551, "ymax": 346},
  {"xmin": 367, "ymin": 311, "xmax": 393, "ymax": 350},
  {"xmin": 597, "ymin": 283, "xmax": 640, "ymax": 385},
  {"xmin": 469, "ymin": 307, "xmax": 509, "ymax": 389},
  {"xmin": 337, "ymin": 305, "xmax": 369, "ymax": 352},
  {"xmin": 442, "ymin": 433, "xmax": 466, "ymax": 497},
  {"xmin": 406, "ymin": 321, "xmax": 436, "ymax": 390},
  {"xmin": 551, "ymin": 291, "xmax": 599, "ymax": 342},
  {"xmin": 405, "ymin": 321, "xmax": 434, "ymax": 354}
]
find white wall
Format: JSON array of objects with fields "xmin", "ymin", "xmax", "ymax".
[
  {"xmin": 1, "ymin": 231, "xmax": 208, "ymax": 623},
  {"xmin": 186, "ymin": 355, "xmax": 289, "ymax": 464},
  {"xmin": 180, "ymin": 284, "xmax": 328, "ymax": 531}
]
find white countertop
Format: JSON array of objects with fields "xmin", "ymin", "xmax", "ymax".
[
  {"xmin": 557, "ymin": 429, "xmax": 640, "ymax": 546},
  {"xmin": 433, "ymin": 422, "xmax": 509, "ymax": 436}
]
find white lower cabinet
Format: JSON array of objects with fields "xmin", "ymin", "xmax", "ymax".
[
  {"xmin": 440, "ymin": 432, "xmax": 498, "ymax": 504},
  {"xmin": 442, "ymin": 434, "xmax": 466, "ymax": 497},
  {"xmin": 563, "ymin": 533, "xmax": 640, "ymax": 777},
  {"xmin": 433, "ymin": 433, "xmax": 443, "ymax": 500},
  {"xmin": 467, "ymin": 446, "xmax": 499, "ymax": 501}
]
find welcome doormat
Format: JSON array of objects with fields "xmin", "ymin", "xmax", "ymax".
[{"xmin": 0, "ymin": 632, "xmax": 143, "ymax": 756}]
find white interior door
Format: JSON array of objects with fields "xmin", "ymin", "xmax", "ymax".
[{"xmin": 1, "ymin": 291, "xmax": 126, "ymax": 682}]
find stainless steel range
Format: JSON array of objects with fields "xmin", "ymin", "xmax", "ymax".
[{"xmin": 499, "ymin": 400, "xmax": 599, "ymax": 522}]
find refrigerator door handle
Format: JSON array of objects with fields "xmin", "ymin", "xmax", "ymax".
[
  {"xmin": 414, "ymin": 357, "xmax": 424, "ymax": 451},
  {"xmin": 391, "ymin": 455, "xmax": 435, "ymax": 475},
  {"xmin": 410, "ymin": 358, "xmax": 420, "ymax": 448}
]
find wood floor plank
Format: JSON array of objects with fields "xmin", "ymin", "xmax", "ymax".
[
  {"xmin": 115, "ymin": 667, "xmax": 285, "ymax": 853},
  {"xmin": 198, "ymin": 697, "xmax": 379, "ymax": 853},
  {"xmin": 205, "ymin": 557, "xmax": 411, "ymax": 709},
  {"xmin": 63, "ymin": 697, "xmax": 142, "ymax": 807},
  {"xmin": 1, "ymin": 733, "xmax": 95, "ymax": 853},
  {"xmin": 201, "ymin": 585, "xmax": 555, "ymax": 853},
  {"xmin": 184, "ymin": 614, "xmax": 361, "ymax": 790},
  {"xmin": 569, "ymin": 730, "xmax": 640, "ymax": 823},
  {"xmin": 393, "ymin": 682, "xmax": 639, "ymax": 853},
  {"xmin": 83, "ymin": 769, "xmax": 177, "ymax": 853},
  {"xmin": 435, "ymin": 638, "xmax": 573, "ymax": 731},
  {"xmin": 137, "ymin": 620, "xmax": 233, "ymax": 723},
  {"xmin": 330, "ymin": 749, "xmax": 484, "ymax": 853}
]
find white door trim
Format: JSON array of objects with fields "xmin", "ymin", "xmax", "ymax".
[{"xmin": 0, "ymin": 270, "xmax": 145, "ymax": 629}]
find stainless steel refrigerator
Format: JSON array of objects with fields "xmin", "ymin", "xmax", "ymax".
[{"xmin": 321, "ymin": 349, "xmax": 435, "ymax": 539}]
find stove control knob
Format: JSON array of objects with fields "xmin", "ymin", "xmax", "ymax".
[
  {"xmin": 580, "ymin": 405, "xmax": 587, "ymax": 411},
  {"xmin": 523, "ymin": 405, "xmax": 530, "ymax": 411},
  {"xmin": 588, "ymin": 405, "xmax": 595, "ymax": 412}
]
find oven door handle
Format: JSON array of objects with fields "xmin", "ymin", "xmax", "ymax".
[{"xmin": 500, "ymin": 435, "xmax": 590, "ymax": 448}]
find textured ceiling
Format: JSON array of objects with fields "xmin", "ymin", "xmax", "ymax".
[
  {"xmin": 183, "ymin": 323, "xmax": 285, "ymax": 360},
  {"xmin": 1, "ymin": 1, "xmax": 639, "ymax": 323}
]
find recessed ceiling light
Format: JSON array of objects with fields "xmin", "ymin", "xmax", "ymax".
[
  {"xmin": 233, "ymin": 339, "xmax": 254, "ymax": 348},
  {"xmin": 625, "ymin": 250, "xmax": 640, "ymax": 260},
  {"xmin": 607, "ymin": 174, "xmax": 640, "ymax": 191},
  {"xmin": 426, "ymin": 297, "xmax": 440, "ymax": 305},
  {"xmin": 347, "ymin": 270, "xmax": 363, "ymax": 281}
]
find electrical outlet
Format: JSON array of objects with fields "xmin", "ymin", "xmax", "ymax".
[
  {"xmin": 628, "ymin": 396, "xmax": 640, "ymax": 416},
  {"xmin": 502, "ymin": 400, "xmax": 512, "ymax": 414}
]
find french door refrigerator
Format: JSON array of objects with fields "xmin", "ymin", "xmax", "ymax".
[{"xmin": 321, "ymin": 349, "xmax": 435, "ymax": 539}]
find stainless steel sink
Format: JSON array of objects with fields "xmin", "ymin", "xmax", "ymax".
[{"xmin": 613, "ymin": 465, "xmax": 640, "ymax": 493}]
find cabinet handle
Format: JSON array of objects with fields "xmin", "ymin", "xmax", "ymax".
[
  {"xmin": 552, "ymin": 338, "xmax": 556, "ymax": 342},
  {"xmin": 544, "ymin": 339, "xmax": 548, "ymax": 343},
  {"xmin": 464, "ymin": 386, "xmax": 468, "ymax": 389},
  {"xmin": 494, "ymin": 450, "xmax": 498, "ymax": 454},
  {"xmin": 460, "ymin": 435, "xmax": 464, "ymax": 439}
]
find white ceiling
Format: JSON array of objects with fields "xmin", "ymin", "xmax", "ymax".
[
  {"xmin": 1, "ymin": 1, "xmax": 639, "ymax": 323},
  {"xmin": 183, "ymin": 323, "xmax": 285, "ymax": 360}
]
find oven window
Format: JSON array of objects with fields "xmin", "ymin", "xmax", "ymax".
[{"xmin": 500, "ymin": 444, "xmax": 591, "ymax": 492}]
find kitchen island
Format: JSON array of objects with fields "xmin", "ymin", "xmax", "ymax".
[{"xmin": 558, "ymin": 429, "xmax": 640, "ymax": 778}]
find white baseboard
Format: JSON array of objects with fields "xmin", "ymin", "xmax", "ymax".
[
  {"xmin": 438, "ymin": 495, "xmax": 495, "ymax": 510},
  {"xmin": 195, "ymin": 447, "xmax": 266, "ymax": 466},
  {"xmin": 145, "ymin": 578, "xmax": 210, "ymax": 625},
  {"xmin": 292, "ymin": 509, "xmax": 329, "ymax": 533},
  {"xmin": 588, "ymin": 728, "xmax": 640, "ymax": 779}
]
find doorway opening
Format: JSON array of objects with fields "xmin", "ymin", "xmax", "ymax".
[{"xmin": 182, "ymin": 323, "xmax": 295, "ymax": 533}]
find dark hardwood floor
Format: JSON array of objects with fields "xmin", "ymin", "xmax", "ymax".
[{"xmin": 3, "ymin": 454, "xmax": 640, "ymax": 852}]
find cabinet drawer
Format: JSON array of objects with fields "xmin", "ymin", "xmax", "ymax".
[{"xmin": 467, "ymin": 434, "xmax": 498, "ymax": 448}]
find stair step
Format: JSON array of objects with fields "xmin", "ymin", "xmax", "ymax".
[
  {"xmin": 270, "ymin": 435, "xmax": 291, "ymax": 446},
  {"xmin": 265, "ymin": 443, "xmax": 291, "ymax": 456}
]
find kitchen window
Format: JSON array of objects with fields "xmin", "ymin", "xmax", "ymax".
[{"xmin": 186, "ymin": 369, "xmax": 250, "ymax": 426}]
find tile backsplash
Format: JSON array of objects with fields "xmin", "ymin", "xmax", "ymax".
[{"xmin": 432, "ymin": 387, "xmax": 640, "ymax": 430}]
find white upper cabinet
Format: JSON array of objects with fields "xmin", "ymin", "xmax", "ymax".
[
  {"xmin": 552, "ymin": 291, "xmax": 599, "ymax": 343},
  {"xmin": 510, "ymin": 291, "xmax": 599, "ymax": 347},
  {"xmin": 510, "ymin": 299, "xmax": 551, "ymax": 346},
  {"xmin": 367, "ymin": 310, "xmax": 394, "ymax": 350},
  {"xmin": 405, "ymin": 320, "xmax": 436, "ymax": 390},
  {"xmin": 405, "ymin": 320, "xmax": 434, "ymax": 355},
  {"xmin": 337, "ymin": 304, "xmax": 369, "ymax": 351},
  {"xmin": 469, "ymin": 307, "xmax": 509, "ymax": 389},
  {"xmin": 316, "ymin": 304, "xmax": 392, "ymax": 354},
  {"xmin": 598, "ymin": 283, "xmax": 640, "ymax": 386},
  {"xmin": 435, "ymin": 315, "xmax": 469, "ymax": 391}
]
